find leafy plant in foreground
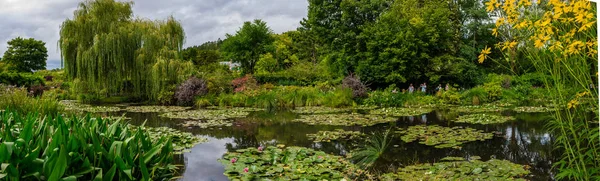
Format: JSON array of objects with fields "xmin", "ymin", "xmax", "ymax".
[{"xmin": 0, "ymin": 111, "xmax": 178, "ymax": 180}]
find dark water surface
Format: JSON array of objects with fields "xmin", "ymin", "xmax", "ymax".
[{"xmin": 106, "ymin": 109, "xmax": 557, "ymax": 181}]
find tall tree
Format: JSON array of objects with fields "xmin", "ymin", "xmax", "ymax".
[
  {"xmin": 59, "ymin": 0, "xmax": 193, "ymax": 100},
  {"xmin": 1, "ymin": 37, "xmax": 48, "ymax": 72},
  {"xmin": 182, "ymin": 40, "xmax": 223, "ymax": 66},
  {"xmin": 221, "ymin": 19, "xmax": 274, "ymax": 74}
]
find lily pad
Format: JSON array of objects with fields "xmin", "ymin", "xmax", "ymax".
[
  {"xmin": 380, "ymin": 156, "xmax": 530, "ymax": 180},
  {"xmin": 370, "ymin": 107, "xmax": 432, "ymax": 117},
  {"xmin": 219, "ymin": 146, "xmax": 371, "ymax": 180},
  {"xmin": 396, "ymin": 125, "xmax": 494, "ymax": 149},
  {"xmin": 454, "ymin": 114, "xmax": 515, "ymax": 125},
  {"xmin": 291, "ymin": 107, "xmax": 353, "ymax": 114},
  {"xmin": 513, "ymin": 106, "xmax": 558, "ymax": 113},
  {"xmin": 60, "ymin": 100, "xmax": 121, "ymax": 113},
  {"xmin": 293, "ymin": 113, "xmax": 397, "ymax": 126},
  {"xmin": 131, "ymin": 126, "xmax": 208, "ymax": 154},
  {"xmin": 180, "ymin": 119, "xmax": 233, "ymax": 128},
  {"xmin": 207, "ymin": 106, "xmax": 265, "ymax": 112},
  {"xmin": 452, "ymin": 105, "xmax": 506, "ymax": 114},
  {"xmin": 159, "ymin": 109, "xmax": 250, "ymax": 120},
  {"xmin": 124, "ymin": 106, "xmax": 190, "ymax": 113},
  {"xmin": 306, "ymin": 129, "xmax": 365, "ymax": 142}
]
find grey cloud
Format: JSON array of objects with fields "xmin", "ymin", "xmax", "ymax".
[{"xmin": 0, "ymin": 0, "xmax": 308, "ymax": 69}]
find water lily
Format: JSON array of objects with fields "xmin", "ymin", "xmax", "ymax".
[
  {"xmin": 244, "ymin": 167, "xmax": 249, "ymax": 173},
  {"xmin": 231, "ymin": 158, "xmax": 237, "ymax": 163},
  {"xmin": 318, "ymin": 156, "xmax": 323, "ymax": 159},
  {"xmin": 258, "ymin": 146, "xmax": 264, "ymax": 151}
]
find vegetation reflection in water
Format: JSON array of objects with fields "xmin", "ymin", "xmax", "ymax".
[{"xmin": 112, "ymin": 108, "xmax": 553, "ymax": 180}]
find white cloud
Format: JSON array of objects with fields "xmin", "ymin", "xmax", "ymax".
[{"xmin": 0, "ymin": 0, "xmax": 308, "ymax": 69}]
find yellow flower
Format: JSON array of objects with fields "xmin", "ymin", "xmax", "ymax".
[
  {"xmin": 566, "ymin": 41, "xmax": 585, "ymax": 55},
  {"xmin": 492, "ymin": 28, "xmax": 499, "ymax": 37},
  {"xmin": 478, "ymin": 46, "xmax": 491, "ymax": 63},
  {"xmin": 502, "ymin": 41, "xmax": 517, "ymax": 51},
  {"xmin": 486, "ymin": 0, "xmax": 496, "ymax": 12},
  {"xmin": 567, "ymin": 99, "xmax": 578, "ymax": 109},
  {"xmin": 534, "ymin": 39, "xmax": 545, "ymax": 48}
]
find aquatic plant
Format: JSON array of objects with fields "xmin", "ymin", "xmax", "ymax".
[
  {"xmin": 59, "ymin": 100, "xmax": 121, "ymax": 113},
  {"xmin": 455, "ymin": 114, "xmax": 515, "ymax": 125},
  {"xmin": 132, "ymin": 126, "xmax": 208, "ymax": 154},
  {"xmin": 124, "ymin": 106, "xmax": 190, "ymax": 113},
  {"xmin": 160, "ymin": 109, "xmax": 250, "ymax": 120},
  {"xmin": 180, "ymin": 119, "xmax": 234, "ymax": 128},
  {"xmin": 452, "ymin": 105, "xmax": 506, "ymax": 114},
  {"xmin": 513, "ymin": 106, "xmax": 558, "ymax": 113},
  {"xmin": 291, "ymin": 106, "xmax": 351, "ymax": 114},
  {"xmin": 0, "ymin": 111, "xmax": 178, "ymax": 180},
  {"xmin": 349, "ymin": 130, "xmax": 392, "ymax": 169},
  {"xmin": 306, "ymin": 129, "xmax": 365, "ymax": 142},
  {"xmin": 294, "ymin": 113, "xmax": 397, "ymax": 126},
  {"xmin": 369, "ymin": 107, "xmax": 432, "ymax": 117},
  {"xmin": 219, "ymin": 146, "xmax": 371, "ymax": 180},
  {"xmin": 207, "ymin": 106, "xmax": 265, "ymax": 112},
  {"xmin": 396, "ymin": 125, "xmax": 494, "ymax": 149},
  {"xmin": 380, "ymin": 156, "xmax": 530, "ymax": 180}
]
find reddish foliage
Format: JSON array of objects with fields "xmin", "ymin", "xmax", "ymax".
[
  {"xmin": 174, "ymin": 77, "xmax": 208, "ymax": 106},
  {"xmin": 342, "ymin": 74, "xmax": 368, "ymax": 98},
  {"xmin": 232, "ymin": 75, "xmax": 257, "ymax": 93}
]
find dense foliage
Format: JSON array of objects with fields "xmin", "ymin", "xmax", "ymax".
[
  {"xmin": 1, "ymin": 37, "xmax": 48, "ymax": 73},
  {"xmin": 0, "ymin": 111, "xmax": 178, "ymax": 180},
  {"xmin": 59, "ymin": 0, "xmax": 193, "ymax": 101},
  {"xmin": 221, "ymin": 20, "xmax": 274, "ymax": 74}
]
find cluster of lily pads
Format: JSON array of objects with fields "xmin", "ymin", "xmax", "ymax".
[
  {"xmin": 291, "ymin": 107, "xmax": 352, "ymax": 114},
  {"xmin": 131, "ymin": 126, "xmax": 208, "ymax": 154},
  {"xmin": 452, "ymin": 105, "xmax": 506, "ymax": 114},
  {"xmin": 370, "ymin": 107, "xmax": 432, "ymax": 117},
  {"xmin": 513, "ymin": 106, "xmax": 558, "ymax": 113},
  {"xmin": 180, "ymin": 119, "xmax": 233, "ymax": 128},
  {"xmin": 59, "ymin": 100, "xmax": 121, "ymax": 113},
  {"xmin": 306, "ymin": 129, "xmax": 365, "ymax": 142},
  {"xmin": 219, "ymin": 146, "xmax": 370, "ymax": 180},
  {"xmin": 207, "ymin": 106, "xmax": 265, "ymax": 112},
  {"xmin": 454, "ymin": 114, "xmax": 515, "ymax": 125},
  {"xmin": 124, "ymin": 106, "xmax": 190, "ymax": 113},
  {"xmin": 159, "ymin": 109, "xmax": 250, "ymax": 120},
  {"xmin": 380, "ymin": 156, "xmax": 530, "ymax": 180},
  {"xmin": 396, "ymin": 125, "xmax": 494, "ymax": 149},
  {"xmin": 293, "ymin": 113, "xmax": 397, "ymax": 126}
]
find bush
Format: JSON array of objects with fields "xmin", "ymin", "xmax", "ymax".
[
  {"xmin": 461, "ymin": 87, "xmax": 488, "ymax": 105},
  {"xmin": 438, "ymin": 89, "xmax": 461, "ymax": 105},
  {"xmin": 0, "ymin": 85, "xmax": 62, "ymax": 115},
  {"xmin": 323, "ymin": 88, "xmax": 355, "ymax": 108},
  {"xmin": 342, "ymin": 74, "xmax": 368, "ymax": 99},
  {"xmin": 363, "ymin": 90, "xmax": 406, "ymax": 107},
  {"xmin": 174, "ymin": 77, "xmax": 208, "ymax": 106},
  {"xmin": 158, "ymin": 90, "xmax": 175, "ymax": 105},
  {"xmin": 0, "ymin": 72, "xmax": 44, "ymax": 87},
  {"xmin": 232, "ymin": 75, "xmax": 258, "ymax": 93}
]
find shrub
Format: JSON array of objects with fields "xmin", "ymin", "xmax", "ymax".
[
  {"xmin": 232, "ymin": 74, "xmax": 258, "ymax": 93},
  {"xmin": 158, "ymin": 90, "xmax": 175, "ymax": 105},
  {"xmin": 438, "ymin": 89, "xmax": 461, "ymax": 105},
  {"xmin": 342, "ymin": 74, "xmax": 368, "ymax": 99},
  {"xmin": 363, "ymin": 90, "xmax": 406, "ymax": 107},
  {"xmin": 461, "ymin": 87, "xmax": 488, "ymax": 105},
  {"xmin": 174, "ymin": 77, "xmax": 208, "ymax": 106},
  {"xmin": 483, "ymin": 83, "xmax": 503, "ymax": 102},
  {"xmin": 0, "ymin": 85, "xmax": 62, "ymax": 115},
  {"xmin": 0, "ymin": 72, "xmax": 44, "ymax": 87},
  {"xmin": 323, "ymin": 88, "xmax": 355, "ymax": 108}
]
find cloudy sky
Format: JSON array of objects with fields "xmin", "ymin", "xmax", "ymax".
[{"xmin": 0, "ymin": 0, "xmax": 308, "ymax": 69}]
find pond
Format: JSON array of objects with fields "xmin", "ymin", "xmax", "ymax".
[{"xmin": 97, "ymin": 106, "xmax": 557, "ymax": 181}]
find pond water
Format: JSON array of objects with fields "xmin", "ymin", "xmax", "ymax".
[{"xmin": 102, "ymin": 108, "xmax": 557, "ymax": 181}]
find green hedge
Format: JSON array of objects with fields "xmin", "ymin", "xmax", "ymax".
[{"xmin": 0, "ymin": 72, "xmax": 44, "ymax": 87}]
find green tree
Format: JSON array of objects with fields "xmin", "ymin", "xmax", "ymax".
[
  {"xmin": 182, "ymin": 39, "xmax": 223, "ymax": 66},
  {"xmin": 59, "ymin": 0, "xmax": 193, "ymax": 101},
  {"xmin": 1, "ymin": 37, "xmax": 48, "ymax": 72},
  {"xmin": 221, "ymin": 19, "xmax": 274, "ymax": 74}
]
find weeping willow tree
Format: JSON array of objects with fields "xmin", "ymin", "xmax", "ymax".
[{"xmin": 59, "ymin": 0, "xmax": 193, "ymax": 101}]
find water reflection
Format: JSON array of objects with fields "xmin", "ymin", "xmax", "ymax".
[{"xmin": 114, "ymin": 109, "xmax": 558, "ymax": 181}]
